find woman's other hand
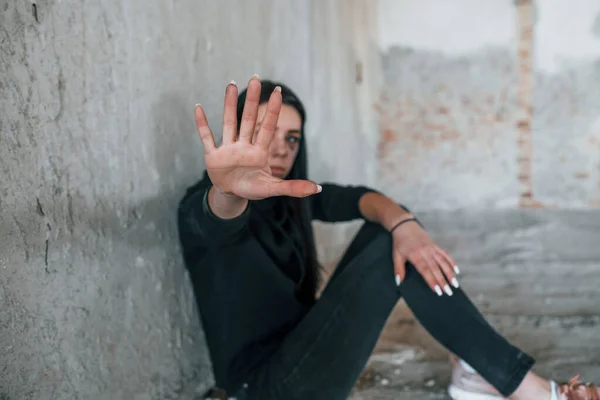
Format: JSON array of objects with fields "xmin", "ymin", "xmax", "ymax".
[{"xmin": 391, "ymin": 219, "xmax": 460, "ymax": 296}]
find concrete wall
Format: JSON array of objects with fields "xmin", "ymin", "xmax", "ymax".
[
  {"xmin": 376, "ymin": 0, "xmax": 600, "ymax": 210},
  {"xmin": 0, "ymin": 1, "xmax": 379, "ymax": 399}
]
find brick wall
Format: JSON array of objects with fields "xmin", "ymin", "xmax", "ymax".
[{"xmin": 376, "ymin": 0, "xmax": 600, "ymax": 210}]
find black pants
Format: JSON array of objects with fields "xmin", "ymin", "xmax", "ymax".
[{"xmin": 234, "ymin": 222, "xmax": 534, "ymax": 400}]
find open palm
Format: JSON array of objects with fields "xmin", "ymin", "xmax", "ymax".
[{"xmin": 194, "ymin": 77, "xmax": 320, "ymax": 200}]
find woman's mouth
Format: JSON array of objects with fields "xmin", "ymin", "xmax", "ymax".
[{"xmin": 270, "ymin": 166, "xmax": 285, "ymax": 176}]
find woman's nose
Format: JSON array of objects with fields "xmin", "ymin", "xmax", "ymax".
[{"xmin": 270, "ymin": 138, "xmax": 288, "ymax": 156}]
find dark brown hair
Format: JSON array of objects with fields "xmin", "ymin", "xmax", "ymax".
[{"xmin": 236, "ymin": 81, "xmax": 320, "ymax": 303}]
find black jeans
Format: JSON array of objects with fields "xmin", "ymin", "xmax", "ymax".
[{"xmin": 234, "ymin": 222, "xmax": 534, "ymax": 400}]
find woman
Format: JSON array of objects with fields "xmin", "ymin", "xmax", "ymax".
[{"xmin": 177, "ymin": 76, "xmax": 599, "ymax": 400}]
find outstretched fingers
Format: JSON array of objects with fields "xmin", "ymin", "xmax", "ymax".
[
  {"xmin": 238, "ymin": 76, "xmax": 261, "ymax": 143},
  {"xmin": 255, "ymin": 86, "xmax": 282, "ymax": 149},
  {"xmin": 194, "ymin": 105, "xmax": 216, "ymax": 152},
  {"xmin": 222, "ymin": 81, "xmax": 239, "ymax": 145}
]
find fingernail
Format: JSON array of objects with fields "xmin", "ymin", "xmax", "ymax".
[
  {"xmin": 229, "ymin": 80, "xmax": 237, "ymax": 86},
  {"xmin": 195, "ymin": 103, "xmax": 201, "ymax": 109},
  {"xmin": 316, "ymin": 184, "xmax": 322, "ymax": 193},
  {"xmin": 454, "ymin": 265, "xmax": 460, "ymax": 275},
  {"xmin": 444, "ymin": 284, "xmax": 453, "ymax": 296},
  {"xmin": 395, "ymin": 274, "xmax": 401, "ymax": 286},
  {"xmin": 252, "ymin": 74, "xmax": 260, "ymax": 79},
  {"xmin": 451, "ymin": 277, "xmax": 459, "ymax": 288},
  {"xmin": 274, "ymin": 86, "xmax": 282, "ymax": 93},
  {"xmin": 435, "ymin": 285, "xmax": 443, "ymax": 296}
]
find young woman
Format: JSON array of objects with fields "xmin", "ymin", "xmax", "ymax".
[{"xmin": 177, "ymin": 76, "xmax": 599, "ymax": 400}]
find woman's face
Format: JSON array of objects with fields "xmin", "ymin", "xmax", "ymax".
[{"xmin": 256, "ymin": 103, "xmax": 303, "ymax": 179}]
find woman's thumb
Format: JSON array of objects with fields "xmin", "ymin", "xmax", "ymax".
[{"xmin": 271, "ymin": 179, "xmax": 322, "ymax": 198}]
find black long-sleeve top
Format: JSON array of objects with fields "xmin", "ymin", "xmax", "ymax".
[{"xmin": 177, "ymin": 172, "xmax": 375, "ymax": 393}]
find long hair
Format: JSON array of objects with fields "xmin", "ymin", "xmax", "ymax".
[{"xmin": 236, "ymin": 81, "xmax": 320, "ymax": 304}]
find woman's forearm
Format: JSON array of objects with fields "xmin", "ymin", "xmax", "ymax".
[{"xmin": 358, "ymin": 192, "xmax": 414, "ymax": 231}]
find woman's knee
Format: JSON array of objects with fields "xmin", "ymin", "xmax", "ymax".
[
  {"xmin": 358, "ymin": 220, "xmax": 392, "ymax": 243},
  {"xmin": 340, "ymin": 222, "xmax": 392, "ymax": 264}
]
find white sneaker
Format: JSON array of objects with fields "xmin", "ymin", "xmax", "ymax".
[{"xmin": 447, "ymin": 356, "xmax": 506, "ymax": 400}]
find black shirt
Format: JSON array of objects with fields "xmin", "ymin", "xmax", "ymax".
[{"xmin": 177, "ymin": 173, "xmax": 375, "ymax": 392}]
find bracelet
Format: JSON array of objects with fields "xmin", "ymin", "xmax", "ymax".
[{"xmin": 389, "ymin": 217, "xmax": 417, "ymax": 233}]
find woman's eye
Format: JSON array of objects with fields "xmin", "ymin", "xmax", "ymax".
[{"xmin": 286, "ymin": 136, "xmax": 300, "ymax": 144}]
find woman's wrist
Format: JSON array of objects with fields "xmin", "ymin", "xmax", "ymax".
[
  {"xmin": 208, "ymin": 185, "xmax": 249, "ymax": 219},
  {"xmin": 389, "ymin": 215, "xmax": 418, "ymax": 234}
]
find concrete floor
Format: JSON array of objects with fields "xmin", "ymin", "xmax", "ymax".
[{"xmin": 348, "ymin": 209, "xmax": 600, "ymax": 399}]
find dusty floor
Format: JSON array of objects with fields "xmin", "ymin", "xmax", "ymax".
[{"xmin": 348, "ymin": 209, "xmax": 600, "ymax": 399}]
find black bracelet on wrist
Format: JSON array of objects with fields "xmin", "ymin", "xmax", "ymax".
[{"xmin": 389, "ymin": 217, "xmax": 417, "ymax": 233}]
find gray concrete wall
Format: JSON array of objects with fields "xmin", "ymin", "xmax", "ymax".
[
  {"xmin": 0, "ymin": 1, "xmax": 379, "ymax": 399},
  {"xmin": 376, "ymin": 0, "xmax": 600, "ymax": 210}
]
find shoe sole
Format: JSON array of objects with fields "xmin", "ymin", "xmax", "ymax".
[{"xmin": 448, "ymin": 385, "xmax": 506, "ymax": 400}]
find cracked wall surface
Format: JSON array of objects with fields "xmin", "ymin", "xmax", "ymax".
[{"xmin": 0, "ymin": 1, "xmax": 380, "ymax": 399}]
